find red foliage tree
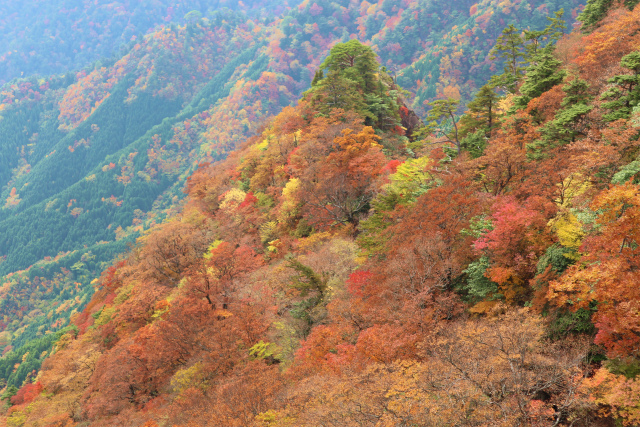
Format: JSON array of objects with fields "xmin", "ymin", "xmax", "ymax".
[{"xmin": 11, "ymin": 381, "xmax": 43, "ymax": 406}]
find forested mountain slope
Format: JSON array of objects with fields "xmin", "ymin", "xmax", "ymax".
[
  {"xmin": 0, "ymin": 0, "xmax": 292, "ymax": 85},
  {"xmin": 3, "ymin": 0, "xmax": 640, "ymax": 424},
  {"xmin": 0, "ymin": 0, "xmax": 585, "ymax": 392}
]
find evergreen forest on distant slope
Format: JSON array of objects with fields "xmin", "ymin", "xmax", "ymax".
[{"xmin": 0, "ymin": 0, "xmax": 292, "ymax": 85}]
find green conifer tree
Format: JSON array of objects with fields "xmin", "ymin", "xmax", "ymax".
[
  {"xmin": 459, "ymin": 84, "xmax": 500, "ymax": 139},
  {"xmin": 306, "ymin": 40, "xmax": 400, "ymax": 130},
  {"xmin": 419, "ymin": 98, "xmax": 462, "ymax": 155},
  {"xmin": 489, "ymin": 24, "xmax": 526, "ymax": 93},
  {"xmin": 320, "ymin": 39, "xmax": 379, "ymax": 93},
  {"xmin": 515, "ymin": 46, "xmax": 566, "ymax": 109},
  {"xmin": 601, "ymin": 51, "xmax": 640, "ymax": 122},
  {"xmin": 529, "ymin": 77, "xmax": 593, "ymax": 157},
  {"xmin": 579, "ymin": 0, "xmax": 640, "ymax": 30},
  {"xmin": 523, "ymin": 10, "xmax": 566, "ymax": 60}
]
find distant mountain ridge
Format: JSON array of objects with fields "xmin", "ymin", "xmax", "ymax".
[{"xmin": 0, "ymin": 0, "xmax": 291, "ymax": 85}]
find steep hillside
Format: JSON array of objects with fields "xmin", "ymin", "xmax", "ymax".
[
  {"xmin": 0, "ymin": 0, "xmax": 584, "ymax": 391},
  {"xmin": 0, "ymin": 15, "xmax": 273, "ymax": 390},
  {"xmin": 0, "ymin": 0, "xmax": 293, "ymax": 85},
  {"xmin": 4, "ymin": 0, "xmax": 640, "ymax": 424}
]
